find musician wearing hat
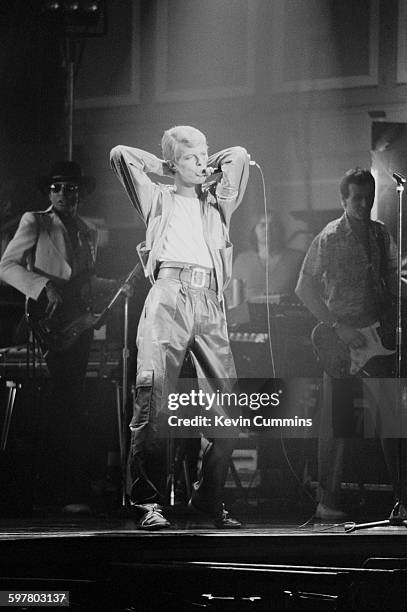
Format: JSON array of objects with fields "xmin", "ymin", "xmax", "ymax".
[{"xmin": 0, "ymin": 161, "xmax": 115, "ymax": 511}]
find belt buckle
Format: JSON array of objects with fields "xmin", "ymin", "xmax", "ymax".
[{"xmin": 190, "ymin": 267, "xmax": 207, "ymax": 289}]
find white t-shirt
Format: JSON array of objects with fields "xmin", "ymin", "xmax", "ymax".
[{"xmin": 160, "ymin": 194, "xmax": 213, "ymax": 268}]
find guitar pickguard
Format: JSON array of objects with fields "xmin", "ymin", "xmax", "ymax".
[{"xmin": 312, "ymin": 321, "xmax": 395, "ymax": 378}]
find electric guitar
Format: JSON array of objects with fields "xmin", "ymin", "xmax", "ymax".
[
  {"xmin": 311, "ymin": 320, "xmax": 396, "ymax": 377},
  {"xmin": 26, "ymin": 263, "xmax": 143, "ymax": 353}
]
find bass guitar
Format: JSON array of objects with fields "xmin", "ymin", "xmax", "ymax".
[
  {"xmin": 26, "ymin": 263, "xmax": 143, "ymax": 353},
  {"xmin": 311, "ymin": 320, "xmax": 395, "ymax": 377}
]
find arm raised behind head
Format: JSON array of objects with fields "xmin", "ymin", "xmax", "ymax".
[
  {"xmin": 208, "ymin": 147, "xmax": 250, "ymax": 220},
  {"xmin": 110, "ymin": 145, "xmax": 165, "ymax": 223}
]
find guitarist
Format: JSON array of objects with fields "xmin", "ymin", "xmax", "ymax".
[
  {"xmin": 0, "ymin": 161, "xmax": 116, "ymax": 512},
  {"xmin": 296, "ymin": 167, "xmax": 405, "ymax": 520}
]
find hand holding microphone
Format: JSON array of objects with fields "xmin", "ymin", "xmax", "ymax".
[
  {"xmin": 201, "ymin": 167, "xmax": 215, "ymax": 177},
  {"xmin": 204, "ymin": 154, "xmax": 258, "ymax": 174},
  {"xmin": 163, "ymin": 152, "xmax": 259, "ymax": 180},
  {"xmin": 392, "ymin": 172, "xmax": 407, "ymax": 184}
]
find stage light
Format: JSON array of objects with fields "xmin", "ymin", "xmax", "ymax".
[
  {"xmin": 64, "ymin": 1, "xmax": 80, "ymax": 11},
  {"xmin": 83, "ymin": 1, "xmax": 100, "ymax": 12},
  {"xmin": 44, "ymin": 1, "xmax": 61, "ymax": 10},
  {"xmin": 42, "ymin": 1, "xmax": 101, "ymax": 18},
  {"xmin": 40, "ymin": 0, "xmax": 105, "ymax": 36}
]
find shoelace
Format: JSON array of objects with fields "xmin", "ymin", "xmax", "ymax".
[
  {"xmin": 220, "ymin": 505, "xmax": 229, "ymax": 519},
  {"xmin": 141, "ymin": 504, "xmax": 165, "ymax": 526}
]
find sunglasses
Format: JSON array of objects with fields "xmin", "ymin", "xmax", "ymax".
[{"xmin": 50, "ymin": 183, "xmax": 79, "ymax": 194}]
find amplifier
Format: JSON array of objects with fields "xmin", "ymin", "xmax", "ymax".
[
  {"xmin": 230, "ymin": 332, "xmax": 272, "ymax": 378},
  {"xmin": 229, "ymin": 316, "xmax": 322, "ymax": 378},
  {"xmin": 248, "ymin": 300, "xmax": 313, "ymax": 331},
  {"xmin": 0, "ymin": 340, "xmax": 121, "ymax": 379}
]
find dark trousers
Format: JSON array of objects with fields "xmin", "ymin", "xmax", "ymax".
[
  {"xmin": 129, "ymin": 279, "xmax": 237, "ymax": 513},
  {"xmin": 319, "ymin": 363, "xmax": 407, "ymax": 508},
  {"xmin": 42, "ymin": 329, "xmax": 93, "ymax": 504}
]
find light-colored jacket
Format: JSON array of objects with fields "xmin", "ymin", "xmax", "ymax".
[
  {"xmin": 0, "ymin": 206, "xmax": 97, "ymax": 300},
  {"xmin": 110, "ymin": 146, "xmax": 249, "ymax": 298}
]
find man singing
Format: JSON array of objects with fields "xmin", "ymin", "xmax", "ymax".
[{"xmin": 110, "ymin": 125, "xmax": 249, "ymax": 529}]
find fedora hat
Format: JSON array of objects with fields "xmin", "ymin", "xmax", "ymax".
[{"xmin": 38, "ymin": 161, "xmax": 95, "ymax": 194}]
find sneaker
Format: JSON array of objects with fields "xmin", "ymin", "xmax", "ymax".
[
  {"xmin": 188, "ymin": 496, "xmax": 242, "ymax": 529},
  {"xmin": 390, "ymin": 501, "xmax": 407, "ymax": 522},
  {"xmin": 134, "ymin": 503, "xmax": 171, "ymax": 530},
  {"xmin": 315, "ymin": 502, "xmax": 346, "ymax": 521},
  {"xmin": 212, "ymin": 505, "xmax": 242, "ymax": 529}
]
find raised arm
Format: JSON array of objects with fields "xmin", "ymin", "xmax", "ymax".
[
  {"xmin": 110, "ymin": 145, "xmax": 168, "ymax": 223},
  {"xmin": 208, "ymin": 147, "xmax": 250, "ymax": 222}
]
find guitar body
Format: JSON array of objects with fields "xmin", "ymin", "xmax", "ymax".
[
  {"xmin": 312, "ymin": 321, "xmax": 395, "ymax": 378},
  {"xmin": 26, "ymin": 274, "xmax": 98, "ymax": 353},
  {"xmin": 26, "ymin": 263, "xmax": 142, "ymax": 353}
]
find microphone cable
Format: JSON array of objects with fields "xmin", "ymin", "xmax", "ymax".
[
  {"xmin": 250, "ymin": 159, "xmax": 320, "ymax": 524},
  {"xmin": 250, "ymin": 159, "xmax": 276, "ymax": 378}
]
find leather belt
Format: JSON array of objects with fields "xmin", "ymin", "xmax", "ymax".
[{"xmin": 157, "ymin": 264, "xmax": 217, "ymax": 291}]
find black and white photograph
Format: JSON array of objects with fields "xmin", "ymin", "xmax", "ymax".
[{"xmin": 1, "ymin": 1, "xmax": 407, "ymax": 610}]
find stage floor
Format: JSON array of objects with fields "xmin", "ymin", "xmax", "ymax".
[
  {"xmin": 0, "ymin": 511, "xmax": 406, "ymax": 610},
  {"xmin": 1, "ymin": 514, "xmax": 407, "ymax": 537},
  {"xmin": 1, "ymin": 510, "xmax": 406, "ymax": 562}
]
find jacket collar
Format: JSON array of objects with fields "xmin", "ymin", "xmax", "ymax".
[
  {"xmin": 338, "ymin": 212, "xmax": 353, "ymax": 237},
  {"xmin": 340, "ymin": 211, "xmax": 376, "ymax": 238},
  {"xmin": 39, "ymin": 206, "xmax": 93, "ymax": 263},
  {"xmin": 42, "ymin": 204, "xmax": 89, "ymax": 232}
]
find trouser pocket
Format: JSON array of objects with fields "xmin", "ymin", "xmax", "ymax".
[{"xmin": 130, "ymin": 370, "xmax": 154, "ymax": 431}]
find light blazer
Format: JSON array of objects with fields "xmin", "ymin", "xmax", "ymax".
[
  {"xmin": 0, "ymin": 206, "xmax": 97, "ymax": 300},
  {"xmin": 110, "ymin": 146, "xmax": 249, "ymax": 298}
]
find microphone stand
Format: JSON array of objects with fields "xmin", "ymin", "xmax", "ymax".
[
  {"xmin": 345, "ymin": 172, "xmax": 407, "ymax": 532},
  {"xmin": 95, "ymin": 262, "xmax": 143, "ymax": 508}
]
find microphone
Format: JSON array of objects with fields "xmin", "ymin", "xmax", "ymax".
[
  {"xmin": 201, "ymin": 167, "xmax": 215, "ymax": 176},
  {"xmin": 202, "ymin": 170, "xmax": 223, "ymax": 186},
  {"xmin": 203, "ymin": 153, "xmax": 258, "ymax": 176},
  {"xmin": 392, "ymin": 172, "xmax": 406, "ymax": 184},
  {"xmin": 201, "ymin": 152, "xmax": 258, "ymax": 186}
]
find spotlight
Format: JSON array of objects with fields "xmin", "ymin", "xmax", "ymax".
[
  {"xmin": 83, "ymin": 1, "xmax": 99, "ymax": 12},
  {"xmin": 64, "ymin": 1, "xmax": 80, "ymax": 11},
  {"xmin": 44, "ymin": 1, "xmax": 61, "ymax": 10},
  {"xmin": 40, "ymin": 0, "xmax": 105, "ymax": 35}
]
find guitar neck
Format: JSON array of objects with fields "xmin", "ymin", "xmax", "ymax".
[{"xmin": 124, "ymin": 262, "xmax": 143, "ymax": 285}]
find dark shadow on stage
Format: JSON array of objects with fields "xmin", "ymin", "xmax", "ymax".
[{"xmin": 0, "ymin": 511, "xmax": 407, "ymax": 611}]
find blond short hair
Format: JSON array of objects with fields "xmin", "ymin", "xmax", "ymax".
[{"xmin": 161, "ymin": 126, "xmax": 207, "ymax": 162}]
